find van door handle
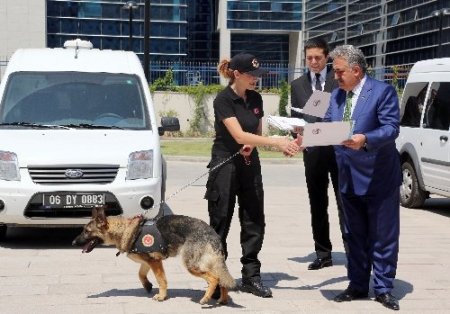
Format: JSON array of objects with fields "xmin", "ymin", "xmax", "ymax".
[{"xmin": 440, "ymin": 135, "xmax": 448, "ymax": 142}]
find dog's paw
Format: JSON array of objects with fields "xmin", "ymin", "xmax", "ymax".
[
  {"xmin": 199, "ymin": 297, "xmax": 210, "ymax": 305},
  {"xmin": 152, "ymin": 294, "xmax": 167, "ymax": 302},
  {"xmin": 143, "ymin": 282, "xmax": 153, "ymax": 293},
  {"xmin": 217, "ymin": 297, "xmax": 228, "ymax": 305}
]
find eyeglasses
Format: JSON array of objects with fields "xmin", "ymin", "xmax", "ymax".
[{"xmin": 306, "ymin": 55, "xmax": 325, "ymax": 62}]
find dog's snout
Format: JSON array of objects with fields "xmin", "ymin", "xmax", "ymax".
[{"xmin": 72, "ymin": 234, "xmax": 83, "ymax": 246}]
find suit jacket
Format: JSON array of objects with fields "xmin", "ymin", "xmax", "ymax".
[
  {"xmin": 325, "ymin": 76, "xmax": 401, "ymax": 196},
  {"xmin": 290, "ymin": 66, "xmax": 338, "ymax": 123}
]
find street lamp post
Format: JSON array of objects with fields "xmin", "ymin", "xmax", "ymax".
[
  {"xmin": 144, "ymin": 0, "xmax": 150, "ymax": 81},
  {"xmin": 123, "ymin": 1, "xmax": 138, "ymax": 51},
  {"xmin": 431, "ymin": 8, "xmax": 450, "ymax": 58}
]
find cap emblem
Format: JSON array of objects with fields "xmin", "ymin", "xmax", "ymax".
[{"xmin": 252, "ymin": 58, "xmax": 260, "ymax": 69}]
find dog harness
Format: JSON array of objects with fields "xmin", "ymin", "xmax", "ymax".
[{"xmin": 129, "ymin": 219, "xmax": 168, "ymax": 254}]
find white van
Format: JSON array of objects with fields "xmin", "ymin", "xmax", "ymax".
[
  {"xmin": 0, "ymin": 39, "xmax": 179, "ymax": 239},
  {"xmin": 396, "ymin": 58, "xmax": 450, "ymax": 208}
]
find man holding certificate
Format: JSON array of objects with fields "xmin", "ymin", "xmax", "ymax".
[
  {"xmin": 290, "ymin": 38, "xmax": 347, "ymax": 271},
  {"xmin": 326, "ymin": 45, "xmax": 401, "ymax": 311}
]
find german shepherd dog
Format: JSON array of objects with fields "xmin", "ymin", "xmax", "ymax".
[{"xmin": 72, "ymin": 207, "xmax": 236, "ymax": 305}]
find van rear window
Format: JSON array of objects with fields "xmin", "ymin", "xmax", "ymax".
[
  {"xmin": 400, "ymin": 82, "xmax": 428, "ymax": 128},
  {"xmin": 423, "ymin": 82, "xmax": 450, "ymax": 131}
]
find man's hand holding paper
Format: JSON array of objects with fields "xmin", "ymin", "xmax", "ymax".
[
  {"xmin": 342, "ymin": 133, "xmax": 367, "ymax": 150},
  {"xmin": 301, "ymin": 121, "xmax": 353, "ymax": 147},
  {"xmin": 274, "ymin": 90, "xmax": 356, "ymax": 147},
  {"xmin": 295, "ymin": 90, "xmax": 355, "ymax": 147}
]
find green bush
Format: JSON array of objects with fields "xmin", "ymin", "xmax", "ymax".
[{"xmin": 150, "ymin": 68, "xmax": 176, "ymax": 92}]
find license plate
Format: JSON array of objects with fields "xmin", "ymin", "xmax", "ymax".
[{"xmin": 42, "ymin": 193, "xmax": 105, "ymax": 208}]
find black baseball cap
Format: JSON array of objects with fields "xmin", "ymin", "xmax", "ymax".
[{"xmin": 229, "ymin": 53, "xmax": 268, "ymax": 77}]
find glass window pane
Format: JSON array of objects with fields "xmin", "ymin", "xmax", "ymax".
[{"xmin": 400, "ymin": 82, "xmax": 428, "ymax": 128}]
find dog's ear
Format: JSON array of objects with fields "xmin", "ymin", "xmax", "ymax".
[
  {"xmin": 92, "ymin": 206, "xmax": 108, "ymax": 228},
  {"xmin": 91, "ymin": 207, "xmax": 98, "ymax": 219}
]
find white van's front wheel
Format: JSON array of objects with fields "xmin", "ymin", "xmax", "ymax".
[{"xmin": 400, "ymin": 161, "xmax": 426, "ymax": 208}]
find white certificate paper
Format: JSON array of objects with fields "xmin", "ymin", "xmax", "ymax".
[
  {"xmin": 267, "ymin": 115, "xmax": 306, "ymax": 131},
  {"xmin": 302, "ymin": 121, "xmax": 352, "ymax": 146},
  {"xmin": 302, "ymin": 90, "xmax": 331, "ymax": 118}
]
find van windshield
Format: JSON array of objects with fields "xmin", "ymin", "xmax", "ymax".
[{"xmin": 0, "ymin": 72, "xmax": 150, "ymax": 130}]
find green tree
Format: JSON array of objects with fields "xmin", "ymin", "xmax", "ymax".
[{"xmin": 278, "ymin": 80, "xmax": 289, "ymax": 117}]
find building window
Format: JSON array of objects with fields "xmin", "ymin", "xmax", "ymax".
[
  {"xmin": 391, "ymin": 13, "xmax": 400, "ymax": 26},
  {"xmin": 330, "ymin": 31, "xmax": 338, "ymax": 43}
]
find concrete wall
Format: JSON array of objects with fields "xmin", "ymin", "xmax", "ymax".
[
  {"xmin": 152, "ymin": 91, "xmax": 281, "ymax": 135},
  {"xmin": 0, "ymin": 0, "xmax": 46, "ymax": 58},
  {"xmin": 0, "ymin": 0, "xmax": 46, "ymax": 80}
]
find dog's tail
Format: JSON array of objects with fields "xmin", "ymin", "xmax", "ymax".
[{"xmin": 216, "ymin": 260, "xmax": 236, "ymax": 289}]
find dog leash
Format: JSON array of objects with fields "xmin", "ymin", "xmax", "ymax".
[{"xmin": 142, "ymin": 151, "xmax": 242, "ymax": 218}]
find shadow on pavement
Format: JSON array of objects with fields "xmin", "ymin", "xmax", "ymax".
[
  {"xmin": 0, "ymin": 226, "xmax": 85, "ymax": 249},
  {"xmin": 288, "ymin": 251, "xmax": 348, "ymax": 267},
  {"xmin": 413, "ymin": 198, "xmax": 450, "ymax": 218},
  {"xmin": 284, "ymin": 254, "xmax": 413, "ymax": 301},
  {"xmin": 88, "ymin": 287, "xmax": 245, "ymax": 308}
]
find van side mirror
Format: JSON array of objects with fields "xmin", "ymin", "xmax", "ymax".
[{"xmin": 158, "ymin": 116, "xmax": 180, "ymax": 136}]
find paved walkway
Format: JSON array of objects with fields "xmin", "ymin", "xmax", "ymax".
[{"xmin": 0, "ymin": 159, "xmax": 449, "ymax": 313}]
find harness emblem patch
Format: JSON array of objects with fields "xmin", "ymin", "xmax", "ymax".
[
  {"xmin": 142, "ymin": 234, "xmax": 154, "ymax": 247},
  {"xmin": 131, "ymin": 219, "xmax": 168, "ymax": 254}
]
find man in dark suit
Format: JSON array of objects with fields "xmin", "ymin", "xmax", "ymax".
[
  {"xmin": 326, "ymin": 45, "xmax": 401, "ymax": 311},
  {"xmin": 290, "ymin": 38, "xmax": 347, "ymax": 270}
]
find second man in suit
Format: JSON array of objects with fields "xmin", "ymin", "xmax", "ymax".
[
  {"xmin": 327, "ymin": 45, "xmax": 401, "ymax": 311},
  {"xmin": 290, "ymin": 38, "xmax": 348, "ymax": 270}
]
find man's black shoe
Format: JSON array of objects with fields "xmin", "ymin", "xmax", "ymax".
[
  {"xmin": 308, "ymin": 257, "xmax": 333, "ymax": 270},
  {"xmin": 334, "ymin": 287, "xmax": 368, "ymax": 302},
  {"xmin": 240, "ymin": 277, "xmax": 272, "ymax": 298},
  {"xmin": 375, "ymin": 293, "xmax": 400, "ymax": 311},
  {"xmin": 211, "ymin": 285, "xmax": 221, "ymax": 300}
]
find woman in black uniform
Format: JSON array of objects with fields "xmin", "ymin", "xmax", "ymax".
[{"xmin": 204, "ymin": 53, "xmax": 300, "ymax": 299}]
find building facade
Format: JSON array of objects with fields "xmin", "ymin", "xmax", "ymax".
[
  {"xmin": 42, "ymin": 0, "xmax": 303, "ymax": 84},
  {"xmin": 47, "ymin": 0, "xmax": 188, "ymax": 62},
  {"xmin": 304, "ymin": 0, "xmax": 450, "ymax": 69},
  {"xmin": 218, "ymin": 0, "xmax": 302, "ymax": 83},
  {"xmin": 45, "ymin": 0, "xmax": 302, "ymax": 65}
]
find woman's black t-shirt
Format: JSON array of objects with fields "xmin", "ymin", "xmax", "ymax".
[{"xmin": 211, "ymin": 85, "xmax": 264, "ymax": 156}]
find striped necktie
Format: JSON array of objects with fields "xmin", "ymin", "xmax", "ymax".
[{"xmin": 343, "ymin": 91, "xmax": 353, "ymax": 121}]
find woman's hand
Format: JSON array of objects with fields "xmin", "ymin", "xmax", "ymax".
[
  {"xmin": 294, "ymin": 135, "xmax": 304, "ymax": 148},
  {"xmin": 240, "ymin": 145, "xmax": 254, "ymax": 165},
  {"xmin": 239, "ymin": 145, "xmax": 254, "ymax": 156},
  {"xmin": 277, "ymin": 137, "xmax": 300, "ymax": 157}
]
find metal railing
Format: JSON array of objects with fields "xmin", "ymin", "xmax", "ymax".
[
  {"xmin": 148, "ymin": 61, "xmax": 305, "ymax": 89},
  {"xmin": 0, "ymin": 58, "xmax": 412, "ymax": 89}
]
